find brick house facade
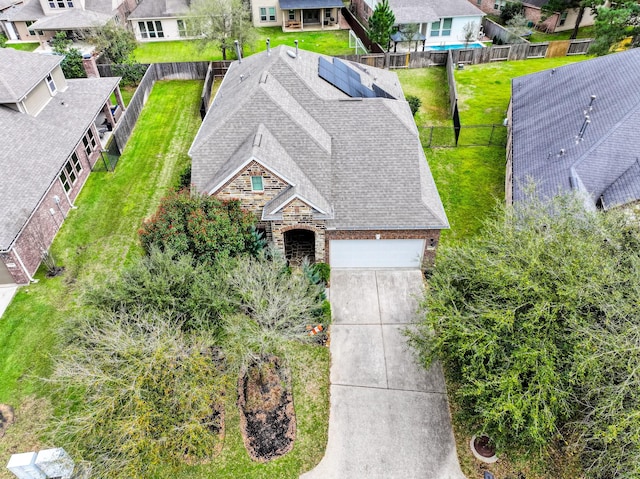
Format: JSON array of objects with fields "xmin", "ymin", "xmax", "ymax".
[
  {"xmin": 190, "ymin": 47, "xmax": 449, "ymax": 270},
  {"xmin": 0, "ymin": 48, "xmax": 124, "ymax": 285}
]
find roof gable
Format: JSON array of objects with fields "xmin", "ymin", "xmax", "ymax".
[
  {"xmin": 190, "ymin": 46, "xmax": 448, "ymax": 231},
  {"xmin": 0, "ymin": 49, "xmax": 61, "ymax": 103}
]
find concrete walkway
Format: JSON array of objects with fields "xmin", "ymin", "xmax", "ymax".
[
  {"xmin": 0, "ymin": 285, "xmax": 17, "ymax": 319},
  {"xmin": 301, "ymin": 269, "xmax": 465, "ymax": 479}
]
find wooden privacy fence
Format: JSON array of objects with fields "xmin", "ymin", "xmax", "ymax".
[
  {"xmin": 98, "ymin": 61, "xmax": 231, "ymax": 156},
  {"xmin": 482, "ymin": 17, "xmax": 527, "ymax": 45},
  {"xmin": 338, "ymin": 38, "xmax": 592, "ymax": 69}
]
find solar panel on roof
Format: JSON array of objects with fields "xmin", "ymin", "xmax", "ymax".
[{"xmin": 318, "ymin": 57, "xmax": 392, "ymax": 99}]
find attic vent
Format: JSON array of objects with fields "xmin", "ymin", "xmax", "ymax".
[
  {"xmin": 259, "ymin": 71, "xmax": 269, "ymax": 84},
  {"xmin": 253, "ymin": 133, "xmax": 262, "ymax": 147}
]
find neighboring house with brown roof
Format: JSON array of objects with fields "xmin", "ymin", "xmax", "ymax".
[
  {"xmin": 351, "ymin": 0, "xmax": 485, "ymax": 48},
  {"xmin": 189, "ymin": 46, "xmax": 448, "ymax": 269},
  {"xmin": 506, "ymin": 49, "xmax": 640, "ymax": 215},
  {"xmin": 128, "ymin": 0, "xmax": 193, "ymax": 41},
  {"xmin": 0, "ymin": 0, "xmax": 137, "ymax": 44},
  {"xmin": 0, "ymin": 48, "xmax": 126, "ymax": 285},
  {"xmin": 471, "ymin": 0, "xmax": 599, "ymax": 34}
]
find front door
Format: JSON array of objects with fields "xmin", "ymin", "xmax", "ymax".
[{"xmin": 303, "ymin": 9, "xmax": 320, "ymax": 24}]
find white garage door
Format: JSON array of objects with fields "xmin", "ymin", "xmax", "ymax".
[{"xmin": 329, "ymin": 239, "xmax": 425, "ymax": 269}]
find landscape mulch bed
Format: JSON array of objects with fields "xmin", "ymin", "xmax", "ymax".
[{"xmin": 237, "ymin": 356, "xmax": 296, "ymax": 462}]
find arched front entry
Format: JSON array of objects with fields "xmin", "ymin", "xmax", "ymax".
[{"xmin": 284, "ymin": 229, "xmax": 315, "ymax": 265}]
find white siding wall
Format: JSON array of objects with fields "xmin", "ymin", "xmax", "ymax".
[
  {"xmin": 424, "ymin": 15, "xmax": 484, "ymax": 45},
  {"xmin": 133, "ymin": 18, "xmax": 183, "ymax": 42}
]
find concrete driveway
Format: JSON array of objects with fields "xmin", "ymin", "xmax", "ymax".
[{"xmin": 301, "ymin": 269, "xmax": 465, "ymax": 479}]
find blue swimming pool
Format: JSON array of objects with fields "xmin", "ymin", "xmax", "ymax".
[{"xmin": 426, "ymin": 42, "xmax": 485, "ymax": 51}]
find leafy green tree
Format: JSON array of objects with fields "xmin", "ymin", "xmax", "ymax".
[
  {"xmin": 186, "ymin": 0, "xmax": 255, "ymax": 60},
  {"xmin": 51, "ymin": 32, "xmax": 86, "ymax": 78},
  {"xmin": 51, "ymin": 312, "xmax": 228, "ymax": 479},
  {"xmin": 406, "ymin": 94, "xmax": 421, "ymax": 116},
  {"xmin": 0, "ymin": 33, "xmax": 7, "ymax": 48},
  {"xmin": 368, "ymin": 0, "xmax": 395, "ymax": 51},
  {"xmin": 138, "ymin": 189, "xmax": 262, "ymax": 264},
  {"xmin": 89, "ymin": 22, "xmax": 137, "ymax": 64},
  {"xmin": 589, "ymin": 0, "xmax": 640, "ymax": 55},
  {"xmin": 409, "ymin": 190, "xmax": 640, "ymax": 470},
  {"xmin": 500, "ymin": 1, "xmax": 525, "ymax": 24},
  {"xmin": 86, "ymin": 248, "xmax": 234, "ymax": 333}
]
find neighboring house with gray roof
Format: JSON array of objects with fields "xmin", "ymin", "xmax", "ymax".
[
  {"xmin": 471, "ymin": 0, "xmax": 600, "ymax": 34},
  {"xmin": 0, "ymin": 48, "xmax": 126, "ymax": 285},
  {"xmin": 189, "ymin": 45, "xmax": 448, "ymax": 269},
  {"xmin": 506, "ymin": 49, "xmax": 640, "ymax": 215},
  {"xmin": 1, "ymin": 0, "xmax": 136, "ymax": 44},
  {"xmin": 128, "ymin": 0, "xmax": 194, "ymax": 41},
  {"xmin": 352, "ymin": 0, "xmax": 484, "ymax": 48},
  {"xmin": 251, "ymin": 0, "xmax": 343, "ymax": 32}
]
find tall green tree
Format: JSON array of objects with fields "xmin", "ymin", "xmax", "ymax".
[
  {"xmin": 409, "ymin": 191, "xmax": 640, "ymax": 477},
  {"xmin": 89, "ymin": 22, "xmax": 137, "ymax": 64},
  {"xmin": 368, "ymin": 0, "xmax": 395, "ymax": 51},
  {"xmin": 51, "ymin": 32, "xmax": 86, "ymax": 79},
  {"xmin": 589, "ymin": 0, "xmax": 640, "ymax": 55},
  {"xmin": 186, "ymin": 0, "xmax": 255, "ymax": 60}
]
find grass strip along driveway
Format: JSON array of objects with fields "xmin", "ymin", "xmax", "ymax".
[{"xmin": 0, "ymin": 80, "xmax": 330, "ymax": 478}]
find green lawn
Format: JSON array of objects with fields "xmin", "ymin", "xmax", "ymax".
[
  {"xmin": 4, "ymin": 42, "xmax": 39, "ymax": 52},
  {"xmin": 133, "ymin": 27, "xmax": 352, "ymax": 63},
  {"xmin": 0, "ymin": 79, "xmax": 329, "ymax": 479},
  {"xmin": 528, "ymin": 25, "xmax": 595, "ymax": 43},
  {"xmin": 397, "ymin": 55, "xmax": 592, "ymax": 243}
]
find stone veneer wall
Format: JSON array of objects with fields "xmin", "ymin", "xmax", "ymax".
[
  {"xmin": 271, "ymin": 199, "xmax": 326, "ymax": 262},
  {"xmin": 215, "ymin": 160, "xmax": 288, "ymax": 217},
  {"xmin": 325, "ymin": 229, "xmax": 441, "ymax": 269}
]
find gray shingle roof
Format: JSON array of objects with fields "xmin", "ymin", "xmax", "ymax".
[
  {"xmin": 0, "ymin": 48, "xmax": 61, "ymax": 103},
  {"xmin": 510, "ymin": 49, "xmax": 640, "ymax": 208},
  {"xmin": 190, "ymin": 46, "xmax": 448, "ymax": 230},
  {"xmin": 602, "ymin": 160, "xmax": 640, "ymax": 209},
  {"xmin": 523, "ymin": 0, "xmax": 549, "ymax": 9},
  {"xmin": 3, "ymin": 0, "xmax": 44, "ymax": 21},
  {"xmin": 279, "ymin": 0, "xmax": 344, "ymax": 10},
  {"xmin": 0, "ymin": 0, "xmax": 21, "ymax": 11},
  {"xmin": 128, "ymin": 0, "xmax": 190, "ymax": 19},
  {"xmin": 0, "ymin": 56, "xmax": 119, "ymax": 249},
  {"xmin": 388, "ymin": 0, "xmax": 484, "ymax": 24},
  {"xmin": 29, "ymin": 8, "xmax": 111, "ymax": 30}
]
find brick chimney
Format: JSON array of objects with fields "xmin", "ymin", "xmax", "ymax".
[{"xmin": 82, "ymin": 54, "xmax": 100, "ymax": 78}]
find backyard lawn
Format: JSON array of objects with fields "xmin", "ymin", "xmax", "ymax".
[
  {"xmin": 4, "ymin": 42, "xmax": 39, "ymax": 52},
  {"xmin": 0, "ymin": 79, "xmax": 329, "ymax": 478},
  {"xmin": 397, "ymin": 54, "xmax": 592, "ymax": 243},
  {"xmin": 528, "ymin": 25, "xmax": 595, "ymax": 43},
  {"xmin": 134, "ymin": 27, "xmax": 352, "ymax": 63}
]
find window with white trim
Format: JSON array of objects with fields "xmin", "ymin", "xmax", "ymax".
[
  {"xmin": 268, "ymin": 7, "xmax": 276, "ymax": 21},
  {"xmin": 251, "ymin": 176, "xmax": 264, "ymax": 191},
  {"xmin": 138, "ymin": 21, "xmax": 164, "ymax": 39},
  {"xmin": 59, "ymin": 152, "xmax": 82, "ymax": 192},
  {"xmin": 82, "ymin": 129, "xmax": 97, "ymax": 157},
  {"xmin": 430, "ymin": 17, "xmax": 453, "ymax": 36},
  {"xmin": 260, "ymin": 7, "xmax": 267, "ymax": 21},
  {"xmin": 48, "ymin": 0, "xmax": 73, "ymax": 8},
  {"xmin": 45, "ymin": 73, "xmax": 56, "ymax": 94},
  {"xmin": 494, "ymin": 0, "xmax": 506, "ymax": 10},
  {"xmin": 259, "ymin": 7, "xmax": 276, "ymax": 22},
  {"xmin": 289, "ymin": 9, "xmax": 295, "ymax": 20},
  {"xmin": 559, "ymin": 11, "xmax": 568, "ymax": 26}
]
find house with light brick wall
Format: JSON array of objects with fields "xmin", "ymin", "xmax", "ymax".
[
  {"xmin": 0, "ymin": 48, "xmax": 125, "ymax": 285},
  {"xmin": 189, "ymin": 45, "xmax": 448, "ymax": 269}
]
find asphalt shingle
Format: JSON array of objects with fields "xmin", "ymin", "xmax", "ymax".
[{"xmin": 190, "ymin": 46, "xmax": 448, "ymax": 230}]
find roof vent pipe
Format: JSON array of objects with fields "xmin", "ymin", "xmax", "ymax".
[
  {"xmin": 589, "ymin": 94, "xmax": 596, "ymax": 109},
  {"xmin": 577, "ymin": 115, "xmax": 591, "ymax": 141},
  {"xmin": 235, "ymin": 40, "xmax": 242, "ymax": 63},
  {"xmin": 266, "ymin": 38, "xmax": 271, "ymax": 56},
  {"xmin": 294, "ymin": 39, "xmax": 298, "ymax": 57}
]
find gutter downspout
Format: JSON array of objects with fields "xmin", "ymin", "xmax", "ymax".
[{"xmin": 12, "ymin": 248, "xmax": 37, "ymax": 283}]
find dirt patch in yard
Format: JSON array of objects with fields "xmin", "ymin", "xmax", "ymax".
[
  {"xmin": 237, "ymin": 357, "xmax": 296, "ymax": 462},
  {"xmin": 0, "ymin": 405, "xmax": 15, "ymax": 438}
]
